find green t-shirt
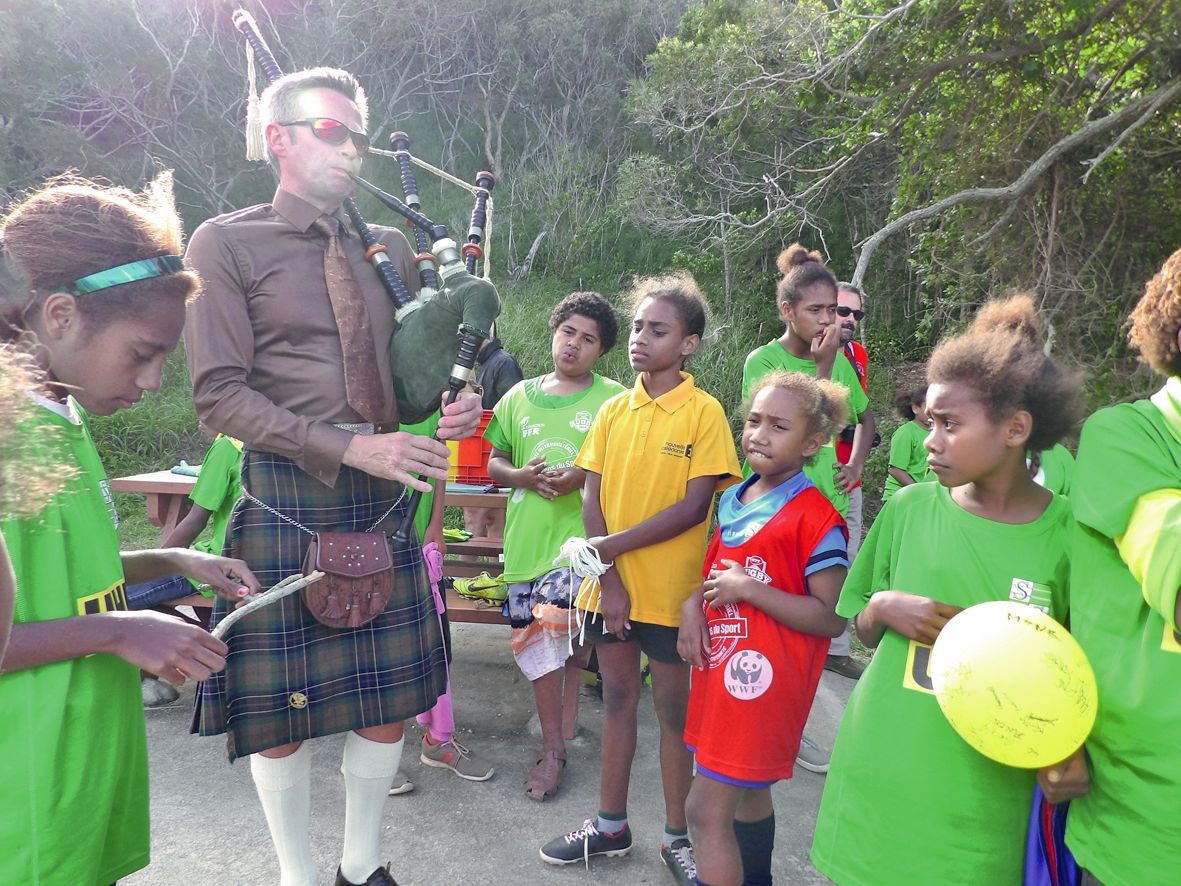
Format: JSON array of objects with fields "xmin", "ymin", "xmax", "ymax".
[
  {"xmin": 1065, "ymin": 399, "xmax": 1181, "ymax": 886},
  {"xmin": 484, "ymin": 374, "xmax": 626, "ymax": 582},
  {"xmin": 190, "ymin": 434, "xmax": 243, "ymax": 558},
  {"xmin": 811, "ymin": 482, "xmax": 1072, "ymax": 885},
  {"xmin": 399, "ymin": 411, "xmax": 442, "ymax": 542},
  {"xmin": 1034, "ymin": 442, "xmax": 1075, "ymax": 497},
  {"xmin": 882, "ymin": 419, "xmax": 931, "ymax": 502},
  {"xmin": 0, "ymin": 397, "xmax": 149, "ymax": 884},
  {"xmin": 741, "ymin": 340, "xmax": 870, "ymax": 518}
]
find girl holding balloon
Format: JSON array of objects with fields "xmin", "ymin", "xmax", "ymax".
[{"xmin": 810, "ymin": 295, "xmax": 1082, "ymax": 885}]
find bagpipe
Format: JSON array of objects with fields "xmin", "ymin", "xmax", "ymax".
[{"xmin": 232, "ymin": 10, "xmax": 500, "ymax": 542}]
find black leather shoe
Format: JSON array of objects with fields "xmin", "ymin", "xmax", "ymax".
[
  {"xmin": 335, "ymin": 863, "xmax": 398, "ymax": 886},
  {"xmin": 824, "ymin": 654, "xmax": 866, "ymax": 680}
]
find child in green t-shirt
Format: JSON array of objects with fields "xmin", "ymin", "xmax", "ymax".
[
  {"xmin": 0, "ymin": 175, "xmax": 260, "ymax": 886},
  {"xmin": 811, "ymin": 294, "xmax": 1082, "ymax": 885},
  {"xmin": 485, "ymin": 292, "xmax": 625, "ymax": 800},
  {"xmin": 1060, "ymin": 247, "xmax": 1181, "ymax": 886},
  {"xmin": 881, "ymin": 384, "xmax": 931, "ymax": 503}
]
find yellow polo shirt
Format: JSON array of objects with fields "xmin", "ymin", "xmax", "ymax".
[{"xmin": 576, "ymin": 372, "xmax": 741, "ymax": 626}]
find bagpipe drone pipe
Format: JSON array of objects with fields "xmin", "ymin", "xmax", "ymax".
[{"xmin": 231, "ymin": 9, "xmax": 501, "ymax": 541}]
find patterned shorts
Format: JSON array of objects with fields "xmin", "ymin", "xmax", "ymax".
[{"xmin": 508, "ymin": 566, "xmax": 579, "ymax": 682}]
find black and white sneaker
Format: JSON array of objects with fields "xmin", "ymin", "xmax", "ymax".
[
  {"xmin": 539, "ymin": 819, "xmax": 633, "ymax": 866},
  {"xmin": 660, "ymin": 837, "xmax": 697, "ymax": 886}
]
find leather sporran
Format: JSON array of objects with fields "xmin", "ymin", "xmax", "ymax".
[{"xmin": 301, "ymin": 531, "xmax": 393, "ymax": 628}]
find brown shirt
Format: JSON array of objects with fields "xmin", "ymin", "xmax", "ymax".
[{"xmin": 185, "ymin": 188, "xmax": 420, "ymax": 486}]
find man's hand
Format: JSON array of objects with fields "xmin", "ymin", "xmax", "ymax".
[
  {"xmin": 1037, "ymin": 748, "xmax": 1090, "ymax": 805},
  {"xmin": 544, "ymin": 465, "xmax": 585, "ymax": 497},
  {"xmin": 436, "ymin": 391, "xmax": 482, "ymax": 442},
  {"xmin": 343, "ymin": 431, "xmax": 452, "ymax": 492},
  {"xmin": 517, "ymin": 456, "xmax": 559, "ymax": 500},
  {"xmin": 834, "ymin": 462, "xmax": 862, "ymax": 493},
  {"xmin": 109, "ymin": 610, "xmax": 229, "ymax": 686},
  {"xmin": 703, "ymin": 559, "xmax": 755, "ymax": 609},
  {"xmin": 169, "ymin": 549, "xmax": 261, "ymax": 603},
  {"xmin": 811, "ymin": 324, "xmax": 842, "ymax": 378},
  {"xmin": 869, "ymin": 590, "xmax": 963, "ymax": 644},
  {"xmin": 677, "ymin": 591, "xmax": 710, "ymax": 669}
]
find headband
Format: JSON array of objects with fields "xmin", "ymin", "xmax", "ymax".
[{"xmin": 69, "ymin": 255, "xmax": 185, "ymax": 296}]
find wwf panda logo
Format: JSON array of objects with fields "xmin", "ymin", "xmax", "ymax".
[{"xmin": 723, "ymin": 649, "xmax": 773, "ymax": 700}]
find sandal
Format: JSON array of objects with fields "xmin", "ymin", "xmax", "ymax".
[{"xmin": 523, "ymin": 748, "xmax": 566, "ymax": 802}]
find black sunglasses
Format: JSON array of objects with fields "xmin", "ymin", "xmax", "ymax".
[
  {"xmin": 277, "ymin": 117, "xmax": 370, "ymax": 155},
  {"xmin": 836, "ymin": 306, "xmax": 866, "ymax": 321}
]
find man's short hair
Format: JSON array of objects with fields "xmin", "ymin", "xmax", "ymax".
[
  {"xmin": 837, "ymin": 281, "xmax": 865, "ymax": 303},
  {"xmin": 260, "ymin": 67, "xmax": 368, "ymax": 169}
]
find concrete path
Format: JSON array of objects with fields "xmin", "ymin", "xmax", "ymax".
[{"xmin": 126, "ymin": 622, "xmax": 853, "ymax": 885}]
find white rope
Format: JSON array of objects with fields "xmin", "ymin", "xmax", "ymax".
[{"xmin": 554, "ymin": 537, "xmax": 613, "ymax": 651}]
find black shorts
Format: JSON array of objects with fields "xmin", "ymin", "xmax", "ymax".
[{"xmin": 581, "ymin": 618, "xmax": 682, "ymax": 664}]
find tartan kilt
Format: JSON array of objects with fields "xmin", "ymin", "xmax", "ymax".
[{"xmin": 192, "ymin": 450, "xmax": 447, "ymax": 761}]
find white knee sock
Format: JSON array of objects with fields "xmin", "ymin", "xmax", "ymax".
[
  {"xmin": 339, "ymin": 732, "xmax": 403, "ymax": 884},
  {"xmin": 250, "ymin": 744, "xmax": 317, "ymax": 886}
]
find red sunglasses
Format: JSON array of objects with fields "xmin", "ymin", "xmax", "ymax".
[{"xmin": 278, "ymin": 117, "xmax": 370, "ymax": 155}]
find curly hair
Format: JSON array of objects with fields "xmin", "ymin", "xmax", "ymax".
[
  {"xmin": 549, "ymin": 291, "xmax": 619, "ymax": 352},
  {"xmin": 627, "ymin": 271, "xmax": 710, "ymax": 338},
  {"xmin": 749, "ymin": 370, "xmax": 850, "ymax": 464},
  {"xmin": 1128, "ymin": 245, "xmax": 1181, "ymax": 377},
  {"xmin": 1, "ymin": 172, "xmax": 198, "ymax": 342},
  {"xmin": 0, "ymin": 347, "xmax": 73, "ymax": 518},
  {"xmin": 894, "ymin": 384, "xmax": 928, "ymax": 421},
  {"xmin": 775, "ymin": 243, "xmax": 837, "ymax": 307},
  {"xmin": 927, "ymin": 294, "xmax": 1081, "ymax": 452}
]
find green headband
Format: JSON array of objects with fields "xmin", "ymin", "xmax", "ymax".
[{"xmin": 68, "ymin": 255, "xmax": 185, "ymax": 296}]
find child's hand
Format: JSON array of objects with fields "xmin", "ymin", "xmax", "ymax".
[
  {"xmin": 518, "ymin": 456, "xmax": 559, "ymax": 500},
  {"xmin": 703, "ymin": 559, "xmax": 753, "ymax": 608},
  {"xmin": 1037, "ymin": 748, "xmax": 1090, "ymax": 805},
  {"xmin": 677, "ymin": 595, "xmax": 710, "ymax": 669},
  {"xmin": 172, "ymin": 550, "xmax": 262, "ymax": 603},
  {"xmin": 544, "ymin": 465, "xmax": 585, "ymax": 497},
  {"xmin": 586, "ymin": 535, "xmax": 617, "ymax": 565},
  {"xmin": 811, "ymin": 323, "xmax": 842, "ymax": 376},
  {"xmin": 599, "ymin": 569, "xmax": 631, "ymax": 639},
  {"xmin": 110, "ymin": 610, "xmax": 229, "ymax": 686},
  {"xmin": 869, "ymin": 590, "xmax": 962, "ymax": 644}
]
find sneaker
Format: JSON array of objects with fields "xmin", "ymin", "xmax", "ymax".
[
  {"xmin": 142, "ymin": 676, "xmax": 180, "ymax": 708},
  {"xmin": 420, "ymin": 736, "xmax": 495, "ymax": 781},
  {"xmin": 824, "ymin": 654, "xmax": 866, "ymax": 680},
  {"xmin": 452, "ymin": 571, "xmax": 508, "ymax": 603},
  {"xmin": 539, "ymin": 819, "xmax": 633, "ymax": 866},
  {"xmin": 660, "ymin": 838, "xmax": 697, "ymax": 885},
  {"xmin": 387, "ymin": 769, "xmax": 415, "ymax": 796},
  {"xmin": 335, "ymin": 863, "xmax": 398, "ymax": 885},
  {"xmin": 796, "ymin": 734, "xmax": 830, "ymax": 774}
]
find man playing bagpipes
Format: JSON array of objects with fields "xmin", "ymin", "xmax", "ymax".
[{"xmin": 185, "ymin": 66, "xmax": 485, "ymax": 886}]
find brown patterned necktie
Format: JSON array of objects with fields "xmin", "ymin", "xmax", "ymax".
[{"xmin": 313, "ymin": 216, "xmax": 385, "ymax": 422}]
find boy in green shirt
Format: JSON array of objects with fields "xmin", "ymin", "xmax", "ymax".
[
  {"xmin": 486, "ymin": 292, "xmax": 624, "ymax": 800},
  {"xmin": 1058, "ymin": 247, "xmax": 1181, "ymax": 886},
  {"xmin": 882, "ymin": 385, "xmax": 932, "ymax": 503}
]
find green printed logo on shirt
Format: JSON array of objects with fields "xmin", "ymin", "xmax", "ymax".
[
  {"xmin": 570, "ymin": 411, "xmax": 594, "ymax": 432},
  {"xmin": 1008, "ymin": 578, "xmax": 1053, "ymax": 612}
]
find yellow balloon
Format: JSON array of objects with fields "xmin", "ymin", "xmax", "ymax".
[{"xmin": 930, "ymin": 601, "xmax": 1097, "ymax": 769}]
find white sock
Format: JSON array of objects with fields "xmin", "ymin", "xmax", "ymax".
[
  {"xmin": 250, "ymin": 744, "xmax": 317, "ymax": 886},
  {"xmin": 339, "ymin": 732, "xmax": 403, "ymax": 884}
]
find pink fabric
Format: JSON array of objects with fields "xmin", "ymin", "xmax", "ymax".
[{"xmin": 416, "ymin": 541, "xmax": 454, "ymax": 740}]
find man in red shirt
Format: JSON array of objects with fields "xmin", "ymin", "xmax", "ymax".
[{"xmin": 826, "ymin": 282, "xmax": 869, "ymax": 680}]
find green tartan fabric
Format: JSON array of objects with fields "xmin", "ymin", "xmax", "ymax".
[{"xmin": 192, "ymin": 450, "xmax": 447, "ymax": 761}]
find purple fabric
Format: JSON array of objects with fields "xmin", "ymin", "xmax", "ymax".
[{"xmin": 1023, "ymin": 786, "xmax": 1080, "ymax": 886}]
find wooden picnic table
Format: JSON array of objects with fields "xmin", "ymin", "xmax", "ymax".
[{"xmin": 110, "ymin": 470, "xmax": 509, "ymax": 624}]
